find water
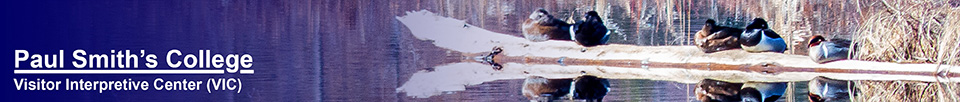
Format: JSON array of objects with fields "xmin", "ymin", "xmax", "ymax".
[
  {"xmin": 320, "ymin": 0, "xmax": 875, "ymax": 101},
  {"xmin": 8, "ymin": 0, "xmax": 948, "ymax": 101}
]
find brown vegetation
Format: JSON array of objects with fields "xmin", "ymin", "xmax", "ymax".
[
  {"xmin": 852, "ymin": 0, "xmax": 959, "ymax": 64},
  {"xmin": 854, "ymin": 80, "xmax": 960, "ymax": 102},
  {"xmin": 850, "ymin": 0, "xmax": 960, "ymax": 101}
]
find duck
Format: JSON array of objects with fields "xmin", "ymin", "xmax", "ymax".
[
  {"xmin": 569, "ymin": 11, "xmax": 610, "ymax": 47},
  {"xmin": 522, "ymin": 76, "xmax": 573, "ymax": 102},
  {"xmin": 739, "ymin": 82, "xmax": 788, "ymax": 102},
  {"xmin": 807, "ymin": 35, "xmax": 852, "ymax": 63},
  {"xmin": 808, "ymin": 76, "xmax": 854, "ymax": 102},
  {"xmin": 695, "ymin": 19, "xmax": 744, "ymax": 53},
  {"xmin": 696, "ymin": 79, "xmax": 788, "ymax": 102},
  {"xmin": 740, "ymin": 18, "xmax": 787, "ymax": 53},
  {"xmin": 570, "ymin": 73, "xmax": 609, "ymax": 102},
  {"xmin": 522, "ymin": 8, "xmax": 572, "ymax": 42},
  {"xmin": 695, "ymin": 79, "xmax": 744, "ymax": 102}
]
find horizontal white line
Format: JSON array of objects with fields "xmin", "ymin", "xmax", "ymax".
[{"xmin": 13, "ymin": 70, "xmax": 255, "ymax": 74}]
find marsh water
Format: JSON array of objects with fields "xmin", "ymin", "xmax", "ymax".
[{"xmin": 320, "ymin": 0, "xmax": 882, "ymax": 101}]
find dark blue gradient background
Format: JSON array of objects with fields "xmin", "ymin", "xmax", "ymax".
[{"xmin": 3, "ymin": 0, "xmax": 323, "ymax": 101}]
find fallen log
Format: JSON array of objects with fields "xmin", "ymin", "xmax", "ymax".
[{"xmin": 396, "ymin": 10, "xmax": 960, "ymax": 83}]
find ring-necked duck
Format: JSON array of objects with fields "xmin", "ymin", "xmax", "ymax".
[
  {"xmin": 740, "ymin": 18, "xmax": 787, "ymax": 53},
  {"xmin": 807, "ymin": 35, "xmax": 852, "ymax": 63},
  {"xmin": 570, "ymin": 11, "xmax": 610, "ymax": 47}
]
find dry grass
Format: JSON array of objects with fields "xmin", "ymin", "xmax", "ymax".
[
  {"xmin": 853, "ymin": 80, "xmax": 960, "ymax": 102},
  {"xmin": 941, "ymin": 2, "xmax": 960, "ymax": 67},
  {"xmin": 851, "ymin": 0, "xmax": 959, "ymax": 64},
  {"xmin": 849, "ymin": 0, "xmax": 960, "ymax": 101}
]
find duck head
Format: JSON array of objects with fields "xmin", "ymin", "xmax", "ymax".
[
  {"xmin": 694, "ymin": 19, "xmax": 718, "ymax": 49},
  {"xmin": 584, "ymin": 11, "xmax": 603, "ymax": 24},
  {"xmin": 746, "ymin": 18, "xmax": 769, "ymax": 29},
  {"xmin": 528, "ymin": 8, "xmax": 553, "ymax": 23},
  {"xmin": 739, "ymin": 87, "xmax": 764, "ymax": 102},
  {"xmin": 807, "ymin": 35, "xmax": 826, "ymax": 48},
  {"xmin": 705, "ymin": 19, "xmax": 717, "ymax": 28},
  {"xmin": 807, "ymin": 35, "xmax": 827, "ymax": 63},
  {"xmin": 740, "ymin": 18, "xmax": 769, "ymax": 45}
]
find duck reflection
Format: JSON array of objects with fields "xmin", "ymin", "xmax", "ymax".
[
  {"xmin": 808, "ymin": 76, "xmax": 854, "ymax": 102},
  {"xmin": 522, "ymin": 73, "xmax": 609, "ymax": 102},
  {"xmin": 570, "ymin": 74, "xmax": 610, "ymax": 102},
  {"xmin": 740, "ymin": 82, "xmax": 787, "ymax": 102},
  {"xmin": 696, "ymin": 79, "xmax": 743, "ymax": 102},
  {"xmin": 522, "ymin": 76, "xmax": 572, "ymax": 102},
  {"xmin": 695, "ymin": 79, "xmax": 787, "ymax": 102}
]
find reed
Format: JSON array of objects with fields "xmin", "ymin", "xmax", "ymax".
[
  {"xmin": 851, "ymin": 0, "xmax": 958, "ymax": 64},
  {"xmin": 853, "ymin": 80, "xmax": 960, "ymax": 102},
  {"xmin": 850, "ymin": 0, "xmax": 959, "ymax": 101}
]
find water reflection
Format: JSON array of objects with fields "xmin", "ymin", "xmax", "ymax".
[
  {"xmin": 394, "ymin": 9, "xmax": 958, "ymax": 102},
  {"xmin": 695, "ymin": 79, "xmax": 788, "ymax": 102},
  {"xmin": 807, "ymin": 76, "xmax": 853, "ymax": 102},
  {"xmin": 569, "ymin": 74, "xmax": 610, "ymax": 101},
  {"xmin": 695, "ymin": 79, "xmax": 744, "ymax": 102},
  {"xmin": 522, "ymin": 76, "xmax": 572, "ymax": 101},
  {"xmin": 521, "ymin": 74, "xmax": 611, "ymax": 102},
  {"xmin": 396, "ymin": 10, "xmax": 959, "ymax": 82},
  {"xmin": 395, "ymin": 62, "xmax": 517, "ymax": 98}
]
